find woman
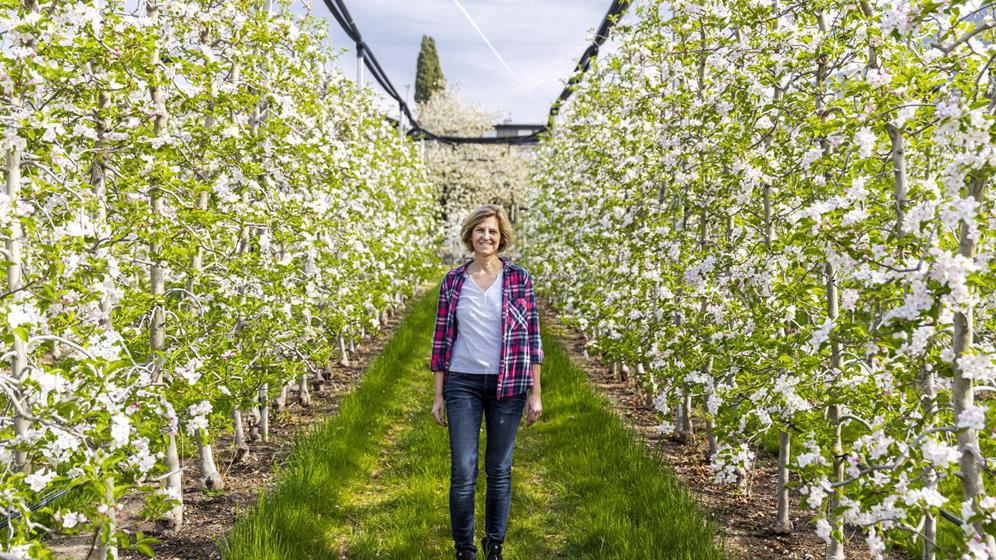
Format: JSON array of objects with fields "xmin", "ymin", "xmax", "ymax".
[{"xmin": 430, "ymin": 204, "xmax": 544, "ymax": 560}]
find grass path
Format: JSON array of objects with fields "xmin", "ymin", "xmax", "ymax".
[{"xmin": 220, "ymin": 287, "xmax": 726, "ymax": 560}]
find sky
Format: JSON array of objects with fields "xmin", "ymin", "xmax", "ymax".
[{"xmin": 291, "ymin": 0, "xmax": 631, "ymax": 125}]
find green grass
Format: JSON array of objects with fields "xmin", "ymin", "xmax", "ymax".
[{"xmin": 220, "ymin": 287, "xmax": 725, "ymax": 560}]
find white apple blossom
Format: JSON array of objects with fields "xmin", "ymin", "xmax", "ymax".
[
  {"xmin": 957, "ymin": 405, "xmax": 987, "ymax": 430},
  {"xmin": 60, "ymin": 510, "xmax": 87, "ymax": 529},
  {"xmin": 920, "ymin": 437, "xmax": 960, "ymax": 468},
  {"xmin": 25, "ymin": 468, "xmax": 56, "ymax": 493},
  {"xmin": 853, "ymin": 127, "xmax": 876, "ymax": 158}
]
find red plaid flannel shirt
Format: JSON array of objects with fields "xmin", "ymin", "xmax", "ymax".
[{"xmin": 430, "ymin": 256, "xmax": 543, "ymax": 399}]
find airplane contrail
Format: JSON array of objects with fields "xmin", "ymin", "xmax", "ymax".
[{"xmin": 449, "ymin": 0, "xmax": 521, "ymax": 83}]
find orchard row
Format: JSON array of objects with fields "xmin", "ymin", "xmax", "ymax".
[
  {"xmin": 522, "ymin": 0, "xmax": 995, "ymax": 558},
  {"xmin": 0, "ymin": 1, "xmax": 439, "ymax": 558}
]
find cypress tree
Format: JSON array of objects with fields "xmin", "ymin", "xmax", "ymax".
[{"xmin": 415, "ymin": 35, "xmax": 445, "ymax": 103}]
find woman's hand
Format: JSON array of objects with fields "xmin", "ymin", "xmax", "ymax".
[
  {"xmin": 524, "ymin": 392, "xmax": 543, "ymax": 426},
  {"xmin": 432, "ymin": 395, "xmax": 447, "ymax": 427}
]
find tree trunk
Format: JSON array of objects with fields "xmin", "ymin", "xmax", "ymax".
[
  {"xmin": 258, "ymin": 383, "xmax": 270, "ymax": 442},
  {"xmin": 887, "ymin": 123, "xmax": 908, "ymax": 237},
  {"xmin": 772, "ymin": 430, "xmax": 794, "ymax": 534},
  {"xmin": 231, "ymin": 407, "xmax": 249, "ymax": 462},
  {"xmin": 7, "ymin": 100, "xmax": 29, "ymax": 475},
  {"xmin": 161, "ymin": 434, "xmax": 183, "ymax": 531},
  {"xmin": 195, "ymin": 429, "xmax": 224, "ymax": 490},
  {"xmin": 298, "ymin": 373, "xmax": 311, "ymax": 407},
  {"xmin": 704, "ymin": 418, "xmax": 718, "ymax": 460},
  {"xmin": 678, "ymin": 389, "xmax": 694, "ymax": 443},
  {"xmin": 339, "ymin": 334, "xmax": 350, "ymax": 367},
  {"xmin": 98, "ymin": 477, "xmax": 116, "ymax": 560},
  {"xmin": 825, "ymin": 260, "xmax": 845, "ymax": 560},
  {"xmin": 912, "ymin": 360, "xmax": 936, "ymax": 559},
  {"xmin": 274, "ymin": 383, "xmax": 287, "ymax": 412},
  {"xmin": 952, "ymin": 175, "xmax": 992, "ymax": 547},
  {"xmin": 146, "ymin": 0, "xmax": 182, "ymax": 531},
  {"xmin": 92, "ymin": 89, "xmax": 113, "ymax": 327},
  {"xmin": 703, "ymin": 357, "xmax": 717, "ymax": 459}
]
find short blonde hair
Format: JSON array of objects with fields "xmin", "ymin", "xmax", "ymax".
[{"xmin": 460, "ymin": 204, "xmax": 514, "ymax": 254}]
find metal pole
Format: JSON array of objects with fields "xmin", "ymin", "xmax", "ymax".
[
  {"xmin": 398, "ymin": 102, "xmax": 404, "ymax": 140},
  {"xmin": 356, "ymin": 44, "xmax": 364, "ymax": 87}
]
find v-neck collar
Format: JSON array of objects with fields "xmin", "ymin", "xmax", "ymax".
[{"xmin": 465, "ymin": 268, "xmax": 502, "ymax": 294}]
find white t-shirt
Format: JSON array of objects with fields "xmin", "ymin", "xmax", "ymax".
[{"xmin": 449, "ymin": 270, "xmax": 503, "ymax": 374}]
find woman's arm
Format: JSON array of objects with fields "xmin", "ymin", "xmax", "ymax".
[
  {"xmin": 525, "ymin": 363, "xmax": 542, "ymax": 426},
  {"xmin": 528, "ymin": 363, "xmax": 541, "ymax": 396},
  {"xmin": 525, "ymin": 273, "xmax": 543, "ymax": 425},
  {"xmin": 432, "ymin": 371, "xmax": 447, "ymax": 426}
]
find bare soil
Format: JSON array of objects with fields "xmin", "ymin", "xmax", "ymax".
[{"xmin": 540, "ymin": 303, "xmax": 909, "ymax": 560}]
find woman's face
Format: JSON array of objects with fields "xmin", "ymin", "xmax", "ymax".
[{"xmin": 471, "ymin": 216, "xmax": 501, "ymax": 258}]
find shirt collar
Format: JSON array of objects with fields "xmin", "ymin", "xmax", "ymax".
[{"xmin": 456, "ymin": 255, "xmax": 510, "ymax": 275}]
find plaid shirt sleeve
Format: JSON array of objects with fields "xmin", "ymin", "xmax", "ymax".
[
  {"xmin": 524, "ymin": 273, "xmax": 544, "ymax": 364},
  {"xmin": 430, "ymin": 275, "xmax": 450, "ymax": 372}
]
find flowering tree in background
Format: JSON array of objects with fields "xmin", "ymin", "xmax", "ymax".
[
  {"xmin": 523, "ymin": 0, "xmax": 995, "ymax": 558},
  {"xmin": 418, "ymin": 87, "xmax": 533, "ymax": 257}
]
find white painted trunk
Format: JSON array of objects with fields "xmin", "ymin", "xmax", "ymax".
[
  {"xmin": 231, "ymin": 407, "xmax": 249, "ymax": 462},
  {"xmin": 339, "ymin": 335, "xmax": 350, "ymax": 367},
  {"xmin": 98, "ymin": 477, "xmax": 117, "ymax": 560},
  {"xmin": 679, "ymin": 389, "xmax": 694, "ymax": 443},
  {"xmin": 298, "ymin": 373, "xmax": 311, "ymax": 407},
  {"xmin": 6, "ymin": 89, "xmax": 29, "ymax": 475},
  {"xmin": 161, "ymin": 434, "xmax": 183, "ymax": 531},
  {"xmin": 93, "ymin": 90, "xmax": 113, "ymax": 327},
  {"xmin": 147, "ymin": 1, "xmax": 181, "ymax": 530},
  {"xmin": 814, "ymin": 12, "xmax": 843, "ymax": 557},
  {"xmin": 195, "ymin": 429, "xmax": 224, "ymax": 490},
  {"xmin": 772, "ymin": 430, "xmax": 794, "ymax": 534},
  {"xmin": 275, "ymin": 383, "xmax": 288, "ymax": 411},
  {"xmin": 825, "ymin": 261, "xmax": 845, "ymax": 560},
  {"xmin": 258, "ymin": 383, "xmax": 270, "ymax": 442},
  {"xmin": 704, "ymin": 418, "xmax": 718, "ymax": 460},
  {"xmin": 887, "ymin": 123, "xmax": 908, "ymax": 237},
  {"xmin": 703, "ymin": 357, "xmax": 716, "ymax": 458},
  {"xmin": 952, "ymin": 176, "xmax": 991, "ymax": 545},
  {"xmin": 919, "ymin": 364, "xmax": 937, "ymax": 560}
]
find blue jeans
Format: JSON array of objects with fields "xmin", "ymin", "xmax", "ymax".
[{"xmin": 444, "ymin": 371, "xmax": 527, "ymax": 555}]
